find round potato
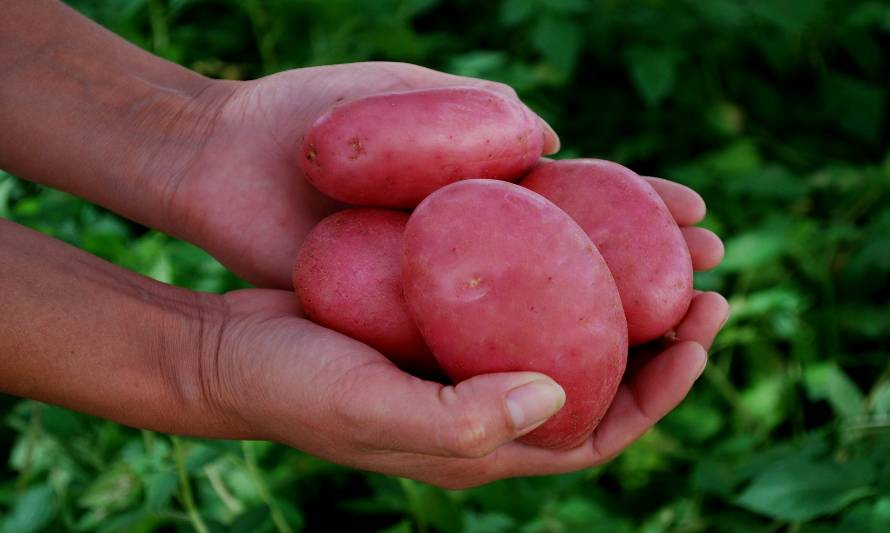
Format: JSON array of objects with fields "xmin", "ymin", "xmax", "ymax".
[
  {"xmin": 293, "ymin": 209, "xmax": 438, "ymax": 374},
  {"xmin": 402, "ymin": 179, "xmax": 627, "ymax": 449},
  {"xmin": 522, "ymin": 159, "xmax": 693, "ymax": 345},
  {"xmin": 299, "ymin": 87, "xmax": 544, "ymax": 208}
]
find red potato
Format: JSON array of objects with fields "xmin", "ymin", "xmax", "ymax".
[
  {"xmin": 299, "ymin": 87, "xmax": 545, "ymax": 208},
  {"xmin": 402, "ymin": 179, "xmax": 628, "ymax": 449},
  {"xmin": 522, "ymin": 159, "xmax": 693, "ymax": 345},
  {"xmin": 293, "ymin": 209, "xmax": 439, "ymax": 375}
]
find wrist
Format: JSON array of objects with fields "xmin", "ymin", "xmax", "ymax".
[
  {"xmin": 0, "ymin": 219, "xmax": 254, "ymax": 439},
  {"xmin": 158, "ymin": 288, "xmax": 260, "ymax": 440},
  {"xmin": 0, "ymin": 0, "xmax": 240, "ymax": 235},
  {"xmin": 131, "ymin": 77, "xmax": 240, "ymax": 227}
]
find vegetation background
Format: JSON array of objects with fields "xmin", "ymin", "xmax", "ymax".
[{"xmin": 2, "ymin": 0, "xmax": 889, "ymax": 531}]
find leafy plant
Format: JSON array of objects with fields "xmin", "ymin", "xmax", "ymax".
[{"xmin": 3, "ymin": 0, "xmax": 889, "ymax": 531}]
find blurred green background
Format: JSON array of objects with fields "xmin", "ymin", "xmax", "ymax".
[{"xmin": 2, "ymin": 0, "xmax": 889, "ymax": 531}]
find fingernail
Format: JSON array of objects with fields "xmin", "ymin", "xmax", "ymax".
[
  {"xmin": 540, "ymin": 118, "xmax": 561, "ymax": 155},
  {"xmin": 695, "ymin": 347, "xmax": 708, "ymax": 379},
  {"xmin": 721, "ymin": 302, "xmax": 732, "ymax": 327},
  {"xmin": 506, "ymin": 380, "xmax": 566, "ymax": 431}
]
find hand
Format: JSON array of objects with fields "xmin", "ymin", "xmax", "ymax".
[
  {"xmin": 207, "ymin": 177, "xmax": 727, "ymax": 488},
  {"xmin": 164, "ymin": 62, "xmax": 559, "ymax": 288}
]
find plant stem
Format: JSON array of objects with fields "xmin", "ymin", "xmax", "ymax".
[
  {"xmin": 242, "ymin": 441, "xmax": 294, "ymax": 533},
  {"xmin": 172, "ymin": 437, "xmax": 209, "ymax": 533},
  {"xmin": 399, "ymin": 477, "xmax": 429, "ymax": 533},
  {"xmin": 147, "ymin": 0, "xmax": 170, "ymax": 57}
]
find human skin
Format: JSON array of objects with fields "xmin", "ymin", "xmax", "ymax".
[{"xmin": 0, "ymin": 0, "xmax": 728, "ymax": 487}]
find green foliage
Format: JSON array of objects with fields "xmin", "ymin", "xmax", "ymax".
[{"xmin": 3, "ymin": 0, "xmax": 890, "ymax": 531}]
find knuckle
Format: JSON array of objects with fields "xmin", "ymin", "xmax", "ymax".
[
  {"xmin": 445, "ymin": 413, "xmax": 495, "ymax": 458},
  {"xmin": 328, "ymin": 369, "xmax": 376, "ymax": 434}
]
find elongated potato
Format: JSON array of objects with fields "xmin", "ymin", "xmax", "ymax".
[
  {"xmin": 402, "ymin": 180, "xmax": 628, "ymax": 449},
  {"xmin": 522, "ymin": 159, "xmax": 693, "ymax": 345},
  {"xmin": 299, "ymin": 87, "xmax": 544, "ymax": 208},
  {"xmin": 293, "ymin": 209, "xmax": 438, "ymax": 374}
]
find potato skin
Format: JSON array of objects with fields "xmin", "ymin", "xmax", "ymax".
[
  {"xmin": 299, "ymin": 87, "xmax": 544, "ymax": 208},
  {"xmin": 402, "ymin": 180, "xmax": 628, "ymax": 449},
  {"xmin": 293, "ymin": 209, "xmax": 438, "ymax": 374},
  {"xmin": 522, "ymin": 159, "xmax": 693, "ymax": 345}
]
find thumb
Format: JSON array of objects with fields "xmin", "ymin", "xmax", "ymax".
[{"xmin": 338, "ymin": 366, "xmax": 566, "ymax": 459}]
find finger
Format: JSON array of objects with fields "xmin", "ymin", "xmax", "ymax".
[
  {"xmin": 643, "ymin": 177, "xmax": 706, "ymax": 226},
  {"xmin": 682, "ymin": 226, "xmax": 724, "ymax": 271},
  {"xmin": 395, "ymin": 439, "xmax": 598, "ymax": 489},
  {"xmin": 538, "ymin": 118, "xmax": 560, "ymax": 155},
  {"xmin": 337, "ymin": 366, "xmax": 566, "ymax": 459},
  {"xmin": 433, "ymin": 340, "xmax": 710, "ymax": 484},
  {"xmin": 629, "ymin": 290, "xmax": 730, "ymax": 367},
  {"xmin": 355, "ymin": 336, "xmax": 722, "ymax": 487},
  {"xmin": 224, "ymin": 288, "xmax": 303, "ymax": 316},
  {"xmin": 587, "ymin": 340, "xmax": 706, "ymax": 464},
  {"xmin": 674, "ymin": 291, "xmax": 730, "ymax": 350}
]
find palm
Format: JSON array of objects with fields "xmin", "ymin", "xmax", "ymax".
[
  {"xmin": 177, "ymin": 63, "xmax": 521, "ymax": 287},
  {"xmin": 224, "ymin": 284, "xmax": 727, "ymax": 488}
]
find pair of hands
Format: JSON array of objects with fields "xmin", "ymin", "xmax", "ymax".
[
  {"xmin": 0, "ymin": 1, "xmax": 727, "ymax": 486},
  {"xmin": 150, "ymin": 62, "xmax": 728, "ymax": 488}
]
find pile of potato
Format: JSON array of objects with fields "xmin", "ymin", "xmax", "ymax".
[{"xmin": 293, "ymin": 88, "xmax": 692, "ymax": 449}]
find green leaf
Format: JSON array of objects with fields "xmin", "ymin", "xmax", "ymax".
[
  {"xmin": 1, "ymin": 485, "xmax": 56, "ymax": 533},
  {"xmin": 626, "ymin": 47, "xmax": 681, "ymax": 106},
  {"xmin": 822, "ymin": 72, "xmax": 887, "ymax": 143},
  {"xmin": 747, "ymin": 0, "xmax": 828, "ymax": 33},
  {"xmin": 463, "ymin": 511, "xmax": 517, "ymax": 533},
  {"xmin": 661, "ymin": 400, "xmax": 724, "ymax": 443},
  {"xmin": 274, "ymin": 498, "xmax": 305, "ymax": 533},
  {"xmin": 230, "ymin": 505, "xmax": 273, "ymax": 533},
  {"xmin": 144, "ymin": 470, "xmax": 178, "ymax": 512},
  {"xmin": 552, "ymin": 498, "xmax": 630, "ymax": 532},
  {"xmin": 740, "ymin": 375, "xmax": 788, "ymax": 432},
  {"xmin": 693, "ymin": 457, "xmax": 741, "ymax": 497},
  {"xmin": 40, "ymin": 406, "xmax": 87, "ymax": 439},
  {"xmin": 638, "ymin": 498, "xmax": 701, "ymax": 533},
  {"xmin": 871, "ymin": 379, "xmax": 890, "ymax": 414},
  {"xmin": 77, "ymin": 464, "xmax": 142, "ymax": 529},
  {"xmin": 521, "ymin": 497, "xmax": 632, "ymax": 533},
  {"xmin": 725, "ymin": 165, "xmax": 809, "ymax": 200},
  {"xmin": 849, "ymin": 2, "xmax": 890, "ymax": 29},
  {"xmin": 413, "ymin": 484, "xmax": 462, "ymax": 533},
  {"xmin": 499, "ymin": 0, "xmax": 533, "ymax": 26},
  {"xmin": 804, "ymin": 363, "xmax": 867, "ymax": 419},
  {"xmin": 704, "ymin": 141, "xmax": 763, "ymax": 175},
  {"xmin": 542, "ymin": 0, "xmax": 590, "ymax": 12},
  {"xmin": 448, "ymin": 51, "xmax": 508, "ymax": 79},
  {"xmin": 834, "ymin": 498, "xmax": 890, "ymax": 533},
  {"xmin": 720, "ymin": 225, "xmax": 789, "ymax": 272},
  {"xmin": 735, "ymin": 456, "xmax": 874, "ymax": 521},
  {"xmin": 532, "ymin": 16, "xmax": 583, "ymax": 75},
  {"xmin": 378, "ymin": 520, "xmax": 412, "ymax": 533},
  {"xmin": 0, "ymin": 172, "xmax": 15, "ymax": 218}
]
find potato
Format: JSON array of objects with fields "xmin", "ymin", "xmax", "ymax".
[
  {"xmin": 402, "ymin": 179, "xmax": 627, "ymax": 449},
  {"xmin": 521, "ymin": 159, "xmax": 693, "ymax": 345},
  {"xmin": 293, "ymin": 209, "xmax": 438, "ymax": 374},
  {"xmin": 299, "ymin": 87, "xmax": 544, "ymax": 208}
]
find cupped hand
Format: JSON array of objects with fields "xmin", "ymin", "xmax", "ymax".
[
  {"xmin": 208, "ymin": 176, "xmax": 728, "ymax": 489},
  {"xmin": 166, "ymin": 62, "xmax": 559, "ymax": 288}
]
